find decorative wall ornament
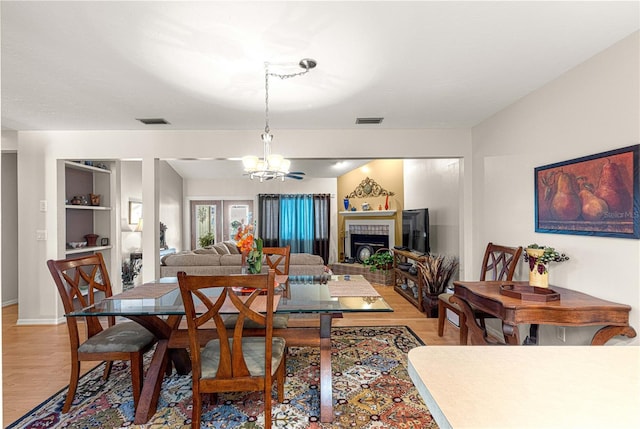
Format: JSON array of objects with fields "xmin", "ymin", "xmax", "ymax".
[{"xmin": 345, "ymin": 177, "xmax": 395, "ymax": 198}]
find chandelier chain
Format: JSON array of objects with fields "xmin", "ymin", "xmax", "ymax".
[
  {"xmin": 264, "ymin": 63, "xmax": 270, "ymax": 134},
  {"xmin": 243, "ymin": 59, "xmax": 315, "ymax": 182},
  {"xmin": 263, "ymin": 62, "xmax": 313, "ymax": 134}
]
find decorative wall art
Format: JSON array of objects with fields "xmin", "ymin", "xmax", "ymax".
[
  {"xmin": 128, "ymin": 200, "xmax": 142, "ymax": 225},
  {"xmin": 534, "ymin": 144, "xmax": 639, "ymax": 238},
  {"xmin": 344, "ymin": 177, "xmax": 395, "ymax": 199}
]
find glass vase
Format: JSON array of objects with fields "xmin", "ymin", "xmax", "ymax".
[{"xmin": 241, "ymin": 251, "xmax": 248, "ymax": 275}]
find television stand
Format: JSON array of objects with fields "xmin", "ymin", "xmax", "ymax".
[{"xmin": 392, "ymin": 249, "xmax": 428, "ymax": 313}]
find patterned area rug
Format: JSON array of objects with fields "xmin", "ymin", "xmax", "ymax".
[{"xmin": 9, "ymin": 326, "xmax": 437, "ymax": 429}]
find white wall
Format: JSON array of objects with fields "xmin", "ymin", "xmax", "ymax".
[
  {"xmin": 159, "ymin": 161, "xmax": 183, "ymax": 251},
  {"xmin": 120, "ymin": 161, "xmax": 142, "ymax": 256},
  {"xmin": 2, "ymin": 132, "xmax": 19, "ymax": 309},
  {"xmin": 1, "ymin": 153, "xmax": 18, "ymax": 306},
  {"xmin": 473, "ymin": 32, "xmax": 640, "ymax": 344},
  {"xmin": 403, "ymin": 158, "xmax": 460, "ymax": 261}
]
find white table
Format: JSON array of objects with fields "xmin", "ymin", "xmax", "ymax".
[{"xmin": 408, "ymin": 346, "xmax": 640, "ymax": 429}]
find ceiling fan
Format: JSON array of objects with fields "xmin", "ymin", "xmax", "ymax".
[
  {"xmin": 285, "ymin": 171, "xmax": 305, "ymax": 180},
  {"xmin": 260, "ymin": 170, "xmax": 305, "ymax": 181}
]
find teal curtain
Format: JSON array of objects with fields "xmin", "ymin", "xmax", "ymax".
[{"xmin": 280, "ymin": 194, "xmax": 314, "ymax": 253}]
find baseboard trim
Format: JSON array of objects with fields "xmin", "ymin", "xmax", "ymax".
[{"xmin": 16, "ymin": 317, "xmax": 65, "ymax": 326}]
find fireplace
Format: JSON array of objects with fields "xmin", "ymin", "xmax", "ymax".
[
  {"xmin": 351, "ymin": 234, "xmax": 389, "ymax": 262},
  {"xmin": 345, "ymin": 219, "xmax": 395, "ymax": 263}
]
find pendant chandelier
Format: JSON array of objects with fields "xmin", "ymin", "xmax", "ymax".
[{"xmin": 242, "ymin": 58, "xmax": 317, "ymax": 181}]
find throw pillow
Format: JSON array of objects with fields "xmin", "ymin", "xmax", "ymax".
[
  {"xmin": 213, "ymin": 243, "xmax": 230, "ymax": 255},
  {"xmin": 224, "ymin": 241, "xmax": 240, "ymax": 254}
]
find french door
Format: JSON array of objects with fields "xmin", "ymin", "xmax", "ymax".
[{"xmin": 189, "ymin": 199, "xmax": 254, "ymax": 250}]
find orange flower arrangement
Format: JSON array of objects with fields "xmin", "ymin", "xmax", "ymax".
[
  {"xmin": 234, "ymin": 222, "xmax": 263, "ymax": 274},
  {"xmin": 234, "ymin": 223, "xmax": 255, "ymax": 254}
]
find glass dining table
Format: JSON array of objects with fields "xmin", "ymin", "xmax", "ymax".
[{"xmin": 67, "ymin": 274, "xmax": 393, "ymax": 424}]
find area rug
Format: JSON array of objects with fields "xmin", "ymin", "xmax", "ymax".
[{"xmin": 8, "ymin": 326, "xmax": 437, "ymax": 429}]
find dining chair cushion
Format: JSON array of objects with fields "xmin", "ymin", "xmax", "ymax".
[
  {"xmin": 201, "ymin": 337, "xmax": 286, "ymax": 378},
  {"xmin": 221, "ymin": 314, "xmax": 290, "ymax": 330},
  {"xmin": 78, "ymin": 322, "xmax": 155, "ymax": 354},
  {"xmin": 438, "ymin": 292, "xmax": 460, "ymax": 311}
]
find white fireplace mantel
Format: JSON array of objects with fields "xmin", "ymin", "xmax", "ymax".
[{"xmin": 340, "ymin": 210, "xmax": 396, "ymax": 217}]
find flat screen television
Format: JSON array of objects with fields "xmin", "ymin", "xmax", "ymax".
[{"xmin": 402, "ymin": 208, "xmax": 430, "ymax": 254}]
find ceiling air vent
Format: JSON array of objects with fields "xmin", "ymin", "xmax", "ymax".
[
  {"xmin": 356, "ymin": 117, "xmax": 384, "ymax": 125},
  {"xmin": 137, "ymin": 118, "xmax": 170, "ymax": 125}
]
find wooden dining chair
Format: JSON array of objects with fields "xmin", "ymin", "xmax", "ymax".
[
  {"xmin": 224, "ymin": 245, "xmax": 291, "ymax": 329},
  {"xmin": 437, "ymin": 242, "xmax": 523, "ymax": 344},
  {"xmin": 177, "ymin": 270, "xmax": 286, "ymax": 429},
  {"xmin": 263, "ymin": 244, "xmax": 292, "ymax": 297},
  {"xmin": 46, "ymin": 253, "xmax": 156, "ymax": 412},
  {"xmin": 262, "ymin": 245, "xmax": 291, "ymax": 277}
]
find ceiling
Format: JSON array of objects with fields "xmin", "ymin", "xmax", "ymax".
[{"xmin": 2, "ymin": 1, "xmax": 638, "ymax": 178}]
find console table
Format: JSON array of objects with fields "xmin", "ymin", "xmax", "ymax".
[
  {"xmin": 452, "ymin": 280, "xmax": 636, "ymax": 345},
  {"xmin": 408, "ymin": 346, "xmax": 640, "ymax": 429}
]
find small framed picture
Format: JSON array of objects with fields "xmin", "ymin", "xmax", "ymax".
[
  {"xmin": 101, "ymin": 237, "xmax": 109, "ymax": 246},
  {"xmin": 128, "ymin": 200, "xmax": 142, "ymax": 225}
]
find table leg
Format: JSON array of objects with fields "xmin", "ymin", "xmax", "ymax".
[
  {"xmin": 501, "ymin": 323, "xmax": 520, "ymax": 345},
  {"xmin": 591, "ymin": 325, "xmax": 637, "ymax": 345},
  {"xmin": 129, "ymin": 314, "xmax": 190, "ymax": 424},
  {"xmin": 134, "ymin": 338, "xmax": 170, "ymax": 424},
  {"xmin": 319, "ymin": 313, "xmax": 334, "ymax": 423},
  {"xmin": 522, "ymin": 324, "xmax": 539, "ymax": 345}
]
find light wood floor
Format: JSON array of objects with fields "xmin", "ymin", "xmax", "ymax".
[{"xmin": 2, "ymin": 284, "xmax": 460, "ymax": 426}]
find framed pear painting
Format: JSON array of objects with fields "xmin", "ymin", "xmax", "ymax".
[{"xmin": 534, "ymin": 144, "xmax": 639, "ymax": 239}]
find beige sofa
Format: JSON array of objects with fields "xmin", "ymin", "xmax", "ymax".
[{"xmin": 160, "ymin": 241, "xmax": 326, "ymax": 277}]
